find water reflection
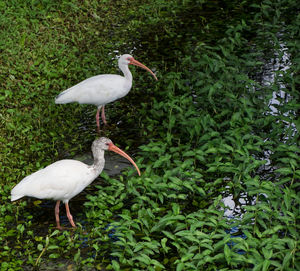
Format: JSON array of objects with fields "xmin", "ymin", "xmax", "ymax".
[{"xmin": 222, "ymin": 35, "xmax": 294, "ymax": 253}]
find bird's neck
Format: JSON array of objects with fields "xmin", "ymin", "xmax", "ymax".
[
  {"xmin": 120, "ymin": 65, "xmax": 133, "ymax": 82},
  {"xmin": 92, "ymin": 150, "xmax": 105, "ymax": 174}
]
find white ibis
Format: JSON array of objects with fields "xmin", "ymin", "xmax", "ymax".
[
  {"xmin": 55, "ymin": 54, "xmax": 158, "ymax": 133},
  {"xmin": 11, "ymin": 137, "xmax": 140, "ymax": 229}
]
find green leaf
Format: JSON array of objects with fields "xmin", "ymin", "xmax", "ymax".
[
  {"xmin": 162, "ymin": 231, "xmax": 176, "ymax": 240},
  {"xmin": 49, "ymin": 253, "xmax": 60, "ymax": 259},
  {"xmin": 133, "ymin": 243, "xmax": 144, "ymax": 253},
  {"xmin": 275, "ymin": 167, "xmax": 293, "ymax": 175},
  {"xmin": 151, "ymin": 215, "xmax": 185, "ymax": 232},
  {"xmin": 161, "ymin": 238, "xmax": 168, "ymax": 251},
  {"xmin": 282, "ymin": 251, "xmax": 293, "ymax": 268},
  {"xmin": 182, "ymin": 151, "xmax": 195, "ymax": 157},
  {"xmin": 262, "ymin": 248, "xmax": 272, "ymax": 260},
  {"xmin": 74, "ymin": 249, "xmax": 80, "ymax": 262},
  {"xmin": 50, "ymin": 230, "xmax": 60, "ymax": 237},
  {"xmin": 176, "ymin": 262, "xmax": 185, "ymax": 271},
  {"xmin": 134, "ymin": 254, "xmax": 151, "ymax": 265},
  {"xmin": 262, "ymin": 259, "xmax": 271, "ymax": 271},
  {"xmin": 224, "ymin": 244, "xmax": 231, "ymax": 264},
  {"xmin": 48, "ymin": 245, "xmax": 59, "ymax": 250},
  {"xmin": 112, "ymin": 260, "xmax": 120, "ymax": 270},
  {"xmin": 181, "ymin": 253, "xmax": 193, "ymax": 262},
  {"xmin": 205, "ymin": 148, "xmax": 218, "ymax": 154},
  {"xmin": 172, "ymin": 203, "xmax": 180, "ymax": 215},
  {"xmin": 37, "ymin": 244, "xmax": 43, "ymax": 251}
]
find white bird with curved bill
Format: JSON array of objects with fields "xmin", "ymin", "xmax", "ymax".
[
  {"xmin": 11, "ymin": 137, "xmax": 141, "ymax": 230},
  {"xmin": 55, "ymin": 54, "xmax": 158, "ymax": 133}
]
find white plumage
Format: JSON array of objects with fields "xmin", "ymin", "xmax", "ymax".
[
  {"xmin": 11, "ymin": 137, "xmax": 140, "ymax": 229},
  {"xmin": 55, "ymin": 54, "xmax": 157, "ymax": 133},
  {"xmin": 11, "ymin": 160, "xmax": 98, "ymax": 203},
  {"xmin": 55, "ymin": 74, "xmax": 131, "ymax": 106}
]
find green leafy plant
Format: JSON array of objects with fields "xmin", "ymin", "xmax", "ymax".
[{"xmin": 1, "ymin": 0, "xmax": 299, "ymax": 270}]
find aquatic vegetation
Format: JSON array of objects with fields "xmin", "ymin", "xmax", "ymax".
[{"xmin": 0, "ymin": 0, "xmax": 299, "ymax": 270}]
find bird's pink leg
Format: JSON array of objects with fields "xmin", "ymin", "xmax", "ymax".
[
  {"xmin": 101, "ymin": 106, "xmax": 107, "ymax": 125},
  {"xmin": 65, "ymin": 202, "xmax": 76, "ymax": 228},
  {"xmin": 55, "ymin": 200, "xmax": 62, "ymax": 230},
  {"xmin": 96, "ymin": 107, "xmax": 101, "ymax": 134}
]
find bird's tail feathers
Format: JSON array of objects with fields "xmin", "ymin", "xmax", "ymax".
[
  {"xmin": 11, "ymin": 193, "xmax": 24, "ymax": 201},
  {"xmin": 55, "ymin": 88, "xmax": 74, "ymax": 104},
  {"xmin": 11, "ymin": 184, "xmax": 25, "ymax": 201}
]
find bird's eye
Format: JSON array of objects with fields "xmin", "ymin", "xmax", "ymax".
[
  {"xmin": 127, "ymin": 57, "xmax": 131, "ymax": 61},
  {"xmin": 106, "ymin": 143, "xmax": 110, "ymax": 146}
]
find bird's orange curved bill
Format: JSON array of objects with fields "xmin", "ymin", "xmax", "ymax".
[
  {"xmin": 130, "ymin": 58, "xmax": 158, "ymax": 81},
  {"xmin": 108, "ymin": 143, "xmax": 141, "ymax": 176}
]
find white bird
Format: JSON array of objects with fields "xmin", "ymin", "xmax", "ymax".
[
  {"xmin": 55, "ymin": 54, "xmax": 158, "ymax": 133},
  {"xmin": 11, "ymin": 137, "xmax": 141, "ymax": 230}
]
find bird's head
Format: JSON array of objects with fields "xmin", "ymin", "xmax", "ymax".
[
  {"xmin": 118, "ymin": 54, "xmax": 158, "ymax": 80},
  {"xmin": 92, "ymin": 137, "xmax": 113, "ymax": 151},
  {"xmin": 118, "ymin": 54, "xmax": 134, "ymax": 66},
  {"xmin": 92, "ymin": 137, "xmax": 141, "ymax": 176}
]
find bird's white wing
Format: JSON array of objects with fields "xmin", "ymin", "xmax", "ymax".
[
  {"xmin": 11, "ymin": 160, "xmax": 96, "ymax": 202},
  {"xmin": 55, "ymin": 74, "xmax": 131, "ymax": 106}
]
